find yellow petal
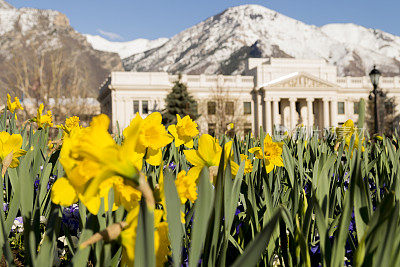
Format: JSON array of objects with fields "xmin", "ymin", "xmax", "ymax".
[
  {"xmin": 184, "ymin": 150, "xmax": 207, "ymax": 167},
  {"xmin": 249, "ymin": 147, "xmax": 263, "ymax": 159},
  {"xmin": 198, "ymin": 134, "xmax": 221, "ymax": 166},
  {"xmin": 2, "ymin": 134, "xmax": 22, "ymax": 155},
  {"xmin": 230, "ymin": 161, "xmax": 239, "ymax": 176},
  {"xmin": 186, "ymin": 166, "xmax": 202, "ymax": 182},
  {"xmin": 264, "ymin": 160, "xmax": 274, "ymax": 173},
  {"xmin": 145, "ymin": 148, "xmax": 162, "ymax": 166},
  {"xmin": 184, "ymin": 139, "xmax": 194, "ymax": 149},
  {"xmin": 51, "ymin": 178, "xmax": 78, "ymax": 207}
]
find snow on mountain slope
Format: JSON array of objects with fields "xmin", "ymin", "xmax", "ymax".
[
  {"xmin": 85, "ymin": 34, "xmax": 168, "ymax": 59},
  {"xmin": 123, "ymin": 4, "xmax": 400, "ymax": 77},
  {"xmin": 321, "ymin": 23, "xmax": 400, "ymax": 60},
  {"xmin": 0, "ymin": 0, "xmax": 13, "ymax": 9},
  {"xmin": 0, "ymin": 2, "xmax": 70, "ymax": 36}
]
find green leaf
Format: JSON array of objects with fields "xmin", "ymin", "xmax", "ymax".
[
  {"xmin": 164, "ymin": 169, "xmax": 184, "ymax": 267},
  {"xmin": 189, "ymin": 167, "xmax": 215, "ymax": 267},
  {"xmin": 231, "ymin": 208, "xmax": 282, "ymax": 267}
]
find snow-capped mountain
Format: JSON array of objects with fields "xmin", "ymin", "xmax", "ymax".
[
  {"xmin": 123, "ymin": 5, "xmax": 400, "ymax": 77},
  {"xmin": 85, "ymin": 35, "xmax": 168, "ymax": 59},
  {"xmin": 0, "ymin": 0, "xmax": 122, "ymax": 97}
]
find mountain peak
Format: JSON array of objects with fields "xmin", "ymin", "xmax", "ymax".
[
  {"xmin": 0, "ymin": 0, "xmax": 14, "ymax": 9},
  {"xmin": 123, "ymin": 4, "xmax": 400, "ymax": 77}
]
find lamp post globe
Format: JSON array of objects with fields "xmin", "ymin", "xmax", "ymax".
[
  {"xmin": 369, "ymin": 66, "xmax": 381, "ymax": 89},
  {"xmin": 369, "ymin": 66, "xmax": 381, "ymax": 134}
]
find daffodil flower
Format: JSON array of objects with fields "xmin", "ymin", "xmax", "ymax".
[
  {"xmin": 184, "ymin": 134, "xmax": 238, "ymax": 181},
  {"xmin": 248, "ymin": 134, "xmax": 283, "ymax": 173},
  {"xmin": 123, "ymin": 112, "xmax": 173, "ymax": 166},
  {"xmin": 120, "ymin": 207, "xmax": 170, "ymax": 267},
  {"xmin": 335, "ymin": 119, "xmax": 365, "ymax": 155},
  {"xmin": 57, "ymin": 116, "xmax": 81, "ymax": 135},
  {"xmin": 32, "ymin": 104, "xmax": 53, "ymax": 128},
  {"xmin": 175, "ymin": 169, "xmax": 198, "ymax": 204},
  {"xmin": 0, "ymin": 132, "xmax": 27, "ymax": 173},
  {"xmin": 51, "ymin": 114, "xmax": 144, "ymax": 214},
  {"xmin": 7, "ymin": 94, "xmax": 23, "ymax": 119},
  {"xmin": 168, "ymin": 114, "xmax": 199, "ymax": 148},
  {"xmin": 240, "ymin": 154, "xmax": 253, "ymax": 174}
]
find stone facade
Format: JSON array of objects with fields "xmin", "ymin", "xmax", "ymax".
[{"xmin": 98, "ymin": 58, "xmax": 400, "ymax": 135}]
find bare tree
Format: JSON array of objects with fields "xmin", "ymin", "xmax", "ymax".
[
  {"xmin": 202, "ymin": 82, "xmax": 252, "ymax": 137},
  {"xmin": 0, "ymin": 46, "xmax": 98, "ymax": 124}
]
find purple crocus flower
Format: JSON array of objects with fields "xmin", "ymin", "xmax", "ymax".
[
  {"xmin": 62, "ymin": 204, "xmax": 80, "ymax": 234},
  {"xmin": 3, "ymin": 203, "xmax": 8, "ymax": 212},
  {"xmin": 168, "ymin": 162, "xmax": 176, "ymax": 171},
  {"xmin": 47, "ymin": 175, "xmax": 57, "ymax": 191}
]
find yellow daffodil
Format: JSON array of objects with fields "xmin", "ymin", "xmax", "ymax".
[
  {"xmin": 183, "ymin": 134, "xmax": 238, "ymax": 181},
  {"xmin": 184, "ymin": 134, "xmax": 222, "ymax": 168},
  {"xmin": 240, "ymin": 154, "xmax": 253, "ymax": 174},
  {"xmin": 7, "ymin": 94, "xmax": 23, "ymax": 119},
  {"xmin": 51, "ymin": 114, "xmax": 143, "ymax": 214},
  {"xmin": 335, "ymin": 119, "xmax": 365, "ymax": 154},
  {"xmin": 155, "ymin": 221, "xmax": 170, "ymax": 267},
  {"xmin": 121, "ymin": 207, "xmax": 170, "ymax": 267},
  {"xmin": 248, "ymin": 134, "xmax": 283, "ymax": 173},
  {"xmin": 0, "ymin": 132, "xmax": 26, "ymax": 169},
  {"xmin": 32, "ymin": 104, "xmax": 53, "ymax": 128},
  {"xmin": 120, "ymin": 203, "xmax": 140, "ymax": 266},
  {"xmin": 123, "ymin": 112, "xmax": 173, "ymax": 166},
  {"xmin": 175, "ymin": 170, "xmax": 198, "ymax": 204},
  {"xmin": 57, "ymin": 116, "xmax": 81, "ymax": 135},
  {"xmin": 336, "ymin": 119, "xmax": 355, "ymax": 141},
  {"xmin": 168, "ymin": 114, "xmax": 199, "ymax": 148},
  {"xmin": 50, "ymin": 177, "xmax": 78, "ymax": 206}
]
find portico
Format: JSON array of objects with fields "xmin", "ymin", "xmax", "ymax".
[{"xmin": 256, "ymin": 72, "xmax": 340, "ymax": 134}]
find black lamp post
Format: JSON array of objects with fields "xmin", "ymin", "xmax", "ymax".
[{"xmin": 369, "ymin": 66, "xmax": 382, "ymax": 134}]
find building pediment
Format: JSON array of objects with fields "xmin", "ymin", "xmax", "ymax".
[{"xmin": 260, "ymin": 72, "xmax": 339, "ymax": 89}]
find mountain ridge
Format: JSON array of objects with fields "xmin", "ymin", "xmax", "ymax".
[
  {"xmin": 0, "ymin": 0, "xmax": 123, "ymax": 97},
  {"xmin": 121, "ymin": 4, "xmax": 400, "ymax": 77}
]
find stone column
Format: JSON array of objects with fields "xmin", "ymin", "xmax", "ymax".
[
  {"xmin": 111, "ymin": 90, "xmax": 117, "ymax": 133},
  {"xmin": 306, "ymin": 97, "xmax": 314, "ymax": 128},
  {"xmin": 323, "ymin": 98, "xmax": 330, "ymax": 128},
  {"xmin": 139, "ymin": 100, "xmax": 143, "ymax": 116},
  {"xmin": 330, "ymin": 98, "xmax": 338, "ymax": 127},
  {"xmin": 272, "ymin": 97, "xmax": 280, "ymax": 129},
  {"xmin": 258, "ymin": 89, "xmax": 264, "ymax": 131},
  {"xmin": 265, "ymin": 97, "xmax": 272, "ymax": 134},
  {"xmin": 289, "ymin": 97, "xmax": 297, "ymax": 130},
  {"xmin": 251, "ymin": 90, "xmax": 257, "ymax": 135}
]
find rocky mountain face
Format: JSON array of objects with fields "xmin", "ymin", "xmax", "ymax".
[
  {"xmin": 0, "ymin": 0, "xmax": 123, "ymax": 97},
  {"xmin": 122, "ymin": 5, "xmax": 400, "ymax": 77},
  {"xmin": 85, "ymin": 34, "xmax": 168, "ymax": 59}
]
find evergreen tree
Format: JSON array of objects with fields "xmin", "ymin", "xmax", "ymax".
[
  {"xmin": 163, "ymin": 75, "xmax": 199, "ymax": 125},
  {"xmin": 366, "ymin": 90, "xmax": 400, "ymax": 135}
]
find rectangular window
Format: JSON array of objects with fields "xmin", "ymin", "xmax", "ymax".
[
  {"xmin": 133, "ymin": 100, "xmax": 139, "ymax": 114},
  {"xmin": 207, "ymin": 101, "xmax": 216, "ymax": 115},
  {"xmin": 243, "ymin": 102, "xmax": 251, "ymax": 115},
  {"xmin": 208, "ymin": 123, "xmax": 216, "ymax": 136},
  {"xmin": 354, "ymin": 101, "xmax": 359, "ymax": 114},
  {"xmin": 244, "ymin": 122, "xmax": 252, "ymax": 136},
  {"xmin": 225, "ymin": 101, "xmax": 234, "ymax": 115},
  {"xmin": 338, "ymin": 102, "xmax": 345, "ymax": 114},
  {"xmin": 142, "ymin": 100, "xmax": 149, "ymax": 114},
  {"xmin": 278, "ymin": 102, "xmax": 282, "ymax": 115}
]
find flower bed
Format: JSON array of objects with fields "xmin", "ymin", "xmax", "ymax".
[{"xmin": 0, "ymin": 96, "xmax": 399, "ymax": 266}]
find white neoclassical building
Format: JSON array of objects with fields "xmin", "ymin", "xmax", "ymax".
[{"xmin": 98, "ymin": 58, "xmax": 400, "ymax": 135}]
